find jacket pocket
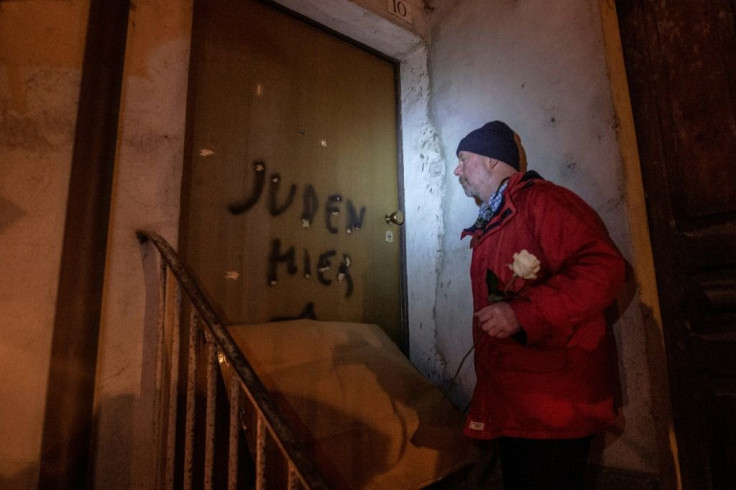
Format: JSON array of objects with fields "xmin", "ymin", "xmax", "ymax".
[{"xmin": 494, "ymin": 344, "xmax": 567, "ymax": 373}]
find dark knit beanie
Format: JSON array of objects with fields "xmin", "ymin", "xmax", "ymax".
[{"xmin": 456, "ymin": 120, "xmax": 520, "ymax": 170}]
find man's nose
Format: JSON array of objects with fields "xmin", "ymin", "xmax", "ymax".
[{"xmin": 453, "ymin": 163, "xmax": 462, "ymax": 176}]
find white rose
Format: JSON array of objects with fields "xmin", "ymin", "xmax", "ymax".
[{"xmin": 509, "ymin": 249, "xmax": 540, "ymax": 280}]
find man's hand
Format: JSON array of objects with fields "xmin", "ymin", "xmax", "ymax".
[{"xmin": 475, "ymin": 302, "xmax": 521, "ymax": 339}]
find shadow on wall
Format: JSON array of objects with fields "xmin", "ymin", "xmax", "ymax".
[
  {"xmin": 605, "ymin": 260, "xmax": 639, "ymax": 430},
  {"xmin": 589, "ymin": 259, "xmax": 635, "ymax": 467},
  {"xmin": 92, "ymin": 394, "xmax": 135, "ymax": 489},
  {"xmin": 1, "ymin": 397, "xmax": 135, "ymax": 489},
  {"xmin": 0, "ymin": 463, "xmax": 39, "ymax": 490},
  {"xmin": 86, "ymin": 233, "xmax": 167, "ymax": 488},
  {"xmin": 595, "ymin": 259, "xmax": 678, "ymax": 489},
  {"xmin": 640, "ymin": 301, "xmax": 679, "ymax": 490},
  {"xmin": 0, "ymin": 196, "xmax": 26, "ymax": 234}
]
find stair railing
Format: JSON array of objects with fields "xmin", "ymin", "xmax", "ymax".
[{"xmin": 137, "ymin": 230, "xmax": 328, "ymax": 490}]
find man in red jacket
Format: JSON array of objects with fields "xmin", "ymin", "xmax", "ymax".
[{"xmin": 454, "ymin": 121, "xmax": 625, "ymax": 489}]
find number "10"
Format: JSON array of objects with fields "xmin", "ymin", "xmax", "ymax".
[{"xmin": 388, "ymin": 0, "xmax": 408, "ymax": 18}]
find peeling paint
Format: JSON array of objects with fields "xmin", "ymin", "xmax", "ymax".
[{"xmin": 0, "ymin": 100, "xmax": 76, "ymax": 153}]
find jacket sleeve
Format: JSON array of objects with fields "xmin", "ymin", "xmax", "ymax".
[{"xmin": 510, "ymin": 184, "xmax": 626, "ymax": 345}]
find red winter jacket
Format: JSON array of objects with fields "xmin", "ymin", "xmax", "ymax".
[{"xmin": 461, "ymin": 171, "xmax": 625, "ymax": 440}]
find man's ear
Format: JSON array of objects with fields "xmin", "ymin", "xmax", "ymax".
[
  {"xmin": 485, "ymin": 157, "xmax": 498, "ymax": 170},
  {"xmin": 514, "ymin": 132, "xmax": 527, "ymax": 173}
]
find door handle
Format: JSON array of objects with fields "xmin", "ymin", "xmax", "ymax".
[{"xmin": 384, "ymin": 210, "xmax": 405, "ymax": 226}]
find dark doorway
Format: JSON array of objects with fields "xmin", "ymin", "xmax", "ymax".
[{"xmin": 616, "ymin": 1, "xmax": 736, "ymax": 488}]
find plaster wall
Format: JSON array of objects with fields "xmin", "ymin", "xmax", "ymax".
[
  {"xmin": 0, "ymin": 1, "xmax": 89, "ymax": 487},
  {"xmin": 92, "ymin": 1, "xmax": 192, "ymax": 487},
  {"xmin": 426, "ymin": 0, "xmax": 659, "ymax": 474}
]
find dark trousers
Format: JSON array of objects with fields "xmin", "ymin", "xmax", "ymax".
[{"xmin": 498, "ymin": 436, "xmax": 593, "ymax": 490}]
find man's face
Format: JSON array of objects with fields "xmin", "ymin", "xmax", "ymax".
[{"xmin": 454, "ymin": 151, "xmax": 493, "ymax": 200}]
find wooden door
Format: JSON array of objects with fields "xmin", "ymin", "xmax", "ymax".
[
  {"xmin": 180, "ymin": 0, "xmax": 405, "ymax": 346},
  {"xmin": 616, "ymin": 1, "xmax": 736, "ymax": 488}
]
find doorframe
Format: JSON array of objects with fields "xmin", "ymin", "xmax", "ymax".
[{"xmin": 267, "ymin": 0, "xmax": 443, "ymax": 362}]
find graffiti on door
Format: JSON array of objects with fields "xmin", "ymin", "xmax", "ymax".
[{"xmin": 228, "ymin": 160, "xmax": 366, "ymax": 299}]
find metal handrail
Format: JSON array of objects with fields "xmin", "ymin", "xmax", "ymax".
[{"xmin": 137, "ymin": 230, "xmax": 329, "ymax": 489}]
